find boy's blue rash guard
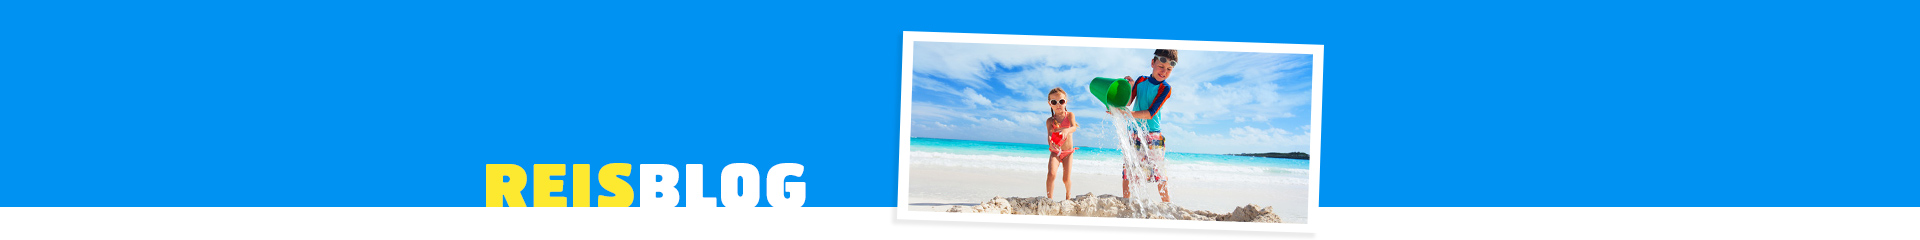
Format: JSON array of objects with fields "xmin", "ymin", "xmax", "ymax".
[{"xmin": 1130, "ymin": 75, "xmax": 1170, "ymax": 132}]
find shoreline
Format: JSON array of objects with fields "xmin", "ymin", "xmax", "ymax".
[
  {"xmin": 906, "ymin": 161, "xmax": 1308, "ymax": 223},
  {"xmin": 911, "ymin": 137, "xmax": 1307, "ymax": 161},
  {"xmin": 937, "ymin": 194, "xmax": 1289, "ymax": 223}
]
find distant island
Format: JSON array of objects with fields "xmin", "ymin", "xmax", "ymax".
[{"xmin": 1227, "ymin": 152, "xmax": 1310, "ymax": 160}]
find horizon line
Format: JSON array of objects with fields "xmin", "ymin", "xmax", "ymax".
[{"xmin": 907, "ymin": 136, "xmax": 1308, "ymax": 156}]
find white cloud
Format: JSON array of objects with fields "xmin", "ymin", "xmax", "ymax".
[
  {"xmin": 914, "ymin": 42, "xmax": 1149, "ymax": 96},
  {"xmin": 1158, "ymin": 51, "xmax": 1314, "ymax": 125},
  {"xmin": 909, "ymin": 101, "xmax": 965, "ymax": 121},
  {"xmin": 1160, "ymin": 124, "xmax": 1311, "ymax": 154},
  {"xmin": 959, "ymin": 88, "xmax": 993, "ymax": 108},
  {"xmin": 909, "ymin": 42, "xmax": 1313, "ymax": 154}
]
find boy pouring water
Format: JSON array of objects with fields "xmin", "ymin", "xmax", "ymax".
[{"xmin": 1113, "ymin": 49, "xmax": 1176, "ymax": 202}]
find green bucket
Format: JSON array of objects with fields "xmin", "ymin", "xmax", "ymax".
[{"xmin": 1088, "ymin": 77, "xmax": 1132, "ymax": 108}]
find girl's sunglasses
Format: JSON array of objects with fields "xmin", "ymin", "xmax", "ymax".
[
  {"xmin": 1049, "ymin": 99, "xmax": 1066, "ymax": 105},
  {"xmin": 1155, "ymin": 56, "xmax": 1177, "ymax": 67}
]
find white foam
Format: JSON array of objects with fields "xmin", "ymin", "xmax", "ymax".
[{"xmin": 909, "ymin": 151, "xmax": 1306, "ymax": 186}]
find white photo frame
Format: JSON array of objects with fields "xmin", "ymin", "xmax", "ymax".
[{"xmin": 898, "ymin": 31, "xmax": 1322, "ymax": 233}]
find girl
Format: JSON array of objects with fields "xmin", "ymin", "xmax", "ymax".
[{"xmin": 1045, "ymin": 87, "xmax": 1079, "ymax": 199}]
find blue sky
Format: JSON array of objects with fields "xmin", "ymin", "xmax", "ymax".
[{"xmin": 910, "ymin": 42, "xmax": 1314, "ymax": 154}]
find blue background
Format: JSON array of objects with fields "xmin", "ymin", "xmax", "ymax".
[{"xmin": 2, "ymin": 1, "xmax": 1916, "ymax": 207}]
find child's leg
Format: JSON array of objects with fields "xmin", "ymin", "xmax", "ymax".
[
  {"xmin": 1157, "ymin": 182, "xmax": 1170, "ymax": 202},
  {"xmin": 1060, "ymin": 152, "xmax": 1073, "ymax": 198},
  {"xmin": 1149, "ymin": 132, "xmax": 1170, "ymax": 202},
  {"xmin": 1121, "ymin": 167, "xmax": 1132, "ymax": 199},
  {"xmin": 1046, "ymin": 154, "xmax": 1059, "ymax": 199}
]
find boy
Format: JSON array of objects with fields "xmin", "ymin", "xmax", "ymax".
[{"xmin": 1115, "ymin": 49, "xmax": 1175, "ymax": 202}]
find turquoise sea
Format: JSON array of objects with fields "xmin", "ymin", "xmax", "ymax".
[{"xmin": 909, "ymin": 137, "xmax": 1309, "ymax": 185}]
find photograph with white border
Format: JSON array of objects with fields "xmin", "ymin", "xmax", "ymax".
[{"xmin": 898, "ymin": 31, "xmax": 1323, "ymax": 233}]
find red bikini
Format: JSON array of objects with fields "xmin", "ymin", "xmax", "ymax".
[{"xmin": 1049, "ymin": 116, "xmax": 1077, "ymax": 155}]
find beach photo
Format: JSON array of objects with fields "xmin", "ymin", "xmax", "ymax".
[{"xmin": 898, "ymin": 32, "xmax": 1322, "ymax": 231}]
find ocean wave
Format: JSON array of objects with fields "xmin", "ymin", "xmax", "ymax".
[{"xmin": 910, "ymin": 151, "xmax": 1307, "ymax": 185}]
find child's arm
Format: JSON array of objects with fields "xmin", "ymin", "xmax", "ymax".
[
  {"xmin": 1044, "ymin": 117, "xmax": 1059, "ymax": 150},
  {"xmin": 1042, "ymin": 117, "xmax": 1052, "ymax": 149},
  {"xmin": 1106, "ymin": 76, "xmax": 1161, "ymax": 120},
  {"xmin": 1130, "ymin": 110, "xmax": 1154, "ymax": 119},
  {"xmin": 1132, "ymin": 83, "xmax": 1169, "ymax": 120}
]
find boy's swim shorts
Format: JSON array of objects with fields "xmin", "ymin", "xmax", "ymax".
[{"xmin": 1122, "ymin": 131, "xmax": 1166, "ymax": 182}]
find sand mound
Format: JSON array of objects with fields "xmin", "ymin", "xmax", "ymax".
[{"xmin": 944, "ymin": 193, "xmax": 1284, "ymax": 223}]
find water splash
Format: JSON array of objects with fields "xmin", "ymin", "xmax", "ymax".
[{"xmin": 1107, "ymin": 109, "xmax": 1178, "ymax": 219}]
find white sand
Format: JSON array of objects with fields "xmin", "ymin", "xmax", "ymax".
[{"xmin": 906, "ymin": 161, "xmax": 1308, "ymax": 223}]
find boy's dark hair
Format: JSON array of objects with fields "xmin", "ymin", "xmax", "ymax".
[{"xmin": 1154, "ymin": 49, "xmax": 1178, "ymax": 61}]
